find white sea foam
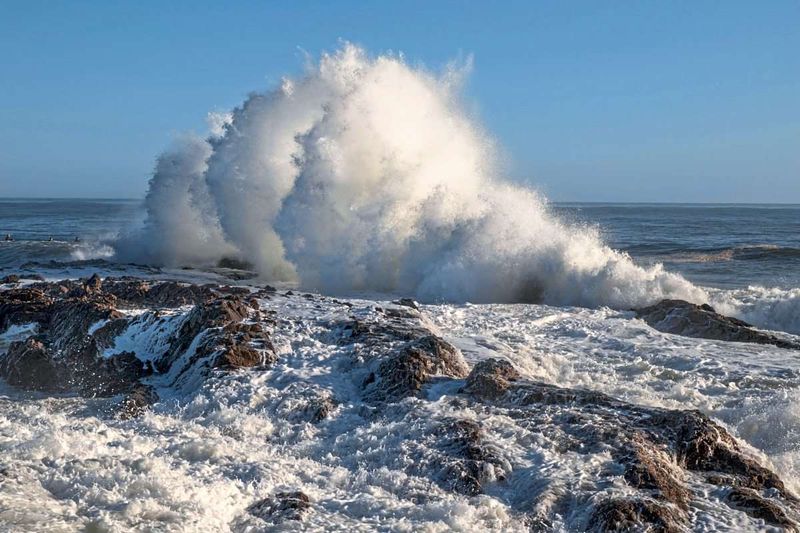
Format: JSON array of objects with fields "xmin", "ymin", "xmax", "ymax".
[{"xmin": 2, "ymin": 289, "xmax": 797, "ymax": 531}]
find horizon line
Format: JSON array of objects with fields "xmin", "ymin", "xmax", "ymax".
[{"xmin": 2, "ymin": 196, "xmax": 800, "ymax": 207}]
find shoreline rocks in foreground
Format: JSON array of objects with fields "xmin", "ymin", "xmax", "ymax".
[
  {"xmin": 1, "ymin": 274, "xmax": 798, "ymax": 531},
  {"xmin": 0, "ymin": 274, "xmax": 275, "ymax": 408}
]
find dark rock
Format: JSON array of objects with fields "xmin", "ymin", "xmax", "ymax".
[
  {"xmin": 214, "ymin": 342, "xmax": 267, "ymax": 369},
  {"xmin": 663, "ymin": 409, "xmax": 790, "ymax": 496},
  {"xmin": 247, "ymin": 491, "xmax": 310, "ymax": 523},
  {"xmin": 217, "ymin": 257, "xmax": 254, "ymax": 270},
  {"xmin": 364, "ymin": 335, "xmax": 468, "ymax": 402},
  {"xmin": 103, "ymin": 279, "xmax": 214, "ymax": 307},
  {"xmin": 435, "ymin": 419, "xmax": 509, "ymax": 496},
  {"xmin": 725, "ymin": 487, "xmax": 797, "ymax": 530},
  {"xmin": 2, "ymin": 278, "xmax": 275, "ymax": 397},
  {"xmin": 635, "ymin": 299, "xmax": 800, "ymax": 349},
  {"xmin": 394, "ymin": 298, "xmax": 420, "ymax": 310},
  {"xmin": 155, "ymin": 294, "xmax": 276, "ymax": 379},
  {"xmin": 460, "ymin": 358, "xmax": 521, "ymax": 400},
  {"xmin": 460, "ymin": 359, "xmax": 798, "ymax": 531},
  {"xmin": 624, "ymin": 433, "xmax": 690, "ymax": 509},
  {"xmin": 589, "ymin": 497, "xmax": 684, "ymax": 533},
  {"xmin": 1, "ymin": 275, "xmax": 20, "ymax": 284},
  {"xmin": 0, "ymin": 337, "xmax": 65, "ymax": 392},
  {"xmin": 47, "ymin": 300, "xmax": 123, "ymax": 354},
  {"xmin": 0, "ymin": 287, "xmax": 52, "ymax": 331},
  {"xmin": 117, "ymin": 384, "xmax": 158, "ymax": 419},
  {"xmin": 84, "ymin": 273, "xmax": 103, "ymax": 292}
]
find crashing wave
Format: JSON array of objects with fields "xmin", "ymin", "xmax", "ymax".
[{"xmin": 114, "ymin": 44, "xmax": 706, "ymax": 309}]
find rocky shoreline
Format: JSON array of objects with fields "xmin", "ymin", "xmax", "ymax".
[{"xmin": 1, "ymin": 273, "xmax": 798, "ymax": 531}]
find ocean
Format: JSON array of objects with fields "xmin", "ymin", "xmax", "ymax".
[
  {"xmin": 2, "ymin": 199, "xmax": 800, "ymax": 531},
  {"xmin": 3, "ymin": 198, "xmax": 799, "ymax": 291}
]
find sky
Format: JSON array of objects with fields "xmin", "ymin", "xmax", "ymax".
[{"xmin": 0, "ymin": 1, "xmax": 798, "ymax": 202}]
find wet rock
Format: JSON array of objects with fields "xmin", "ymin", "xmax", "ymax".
[
  {"xmin": 624, "ymin": 434, "xmax": 690, "ymax": 509},
  {"xmin": 84, "ymin": 273, "xmax": 103, "ymax": 292},
  {"xmin": 1, "ymin": 274, "xmax": 20, "ymax": 284},
  {"xmin": 0, "ymin": 287, "xmax": 52, "ymax": 330},
  {"xmin": 635, "ymin": 299, "xmax": 800, "ymax": 349},
  {"xmin": 217, "ymin": 257, "xmax": 254, "ymax": 270},
  {"xmin": 213, "ymin": 342, "xmax": 270, "ymax": 369},
  {"xmin": 117, "ymin": 384, "xmax": 159, "ymax": 420},
  {"xmin": 2, "ymin": 278, "xmax": 275, "ymax": 397},
  {"xmin": 725, "ymin": 487, "xmax": 797, "ymax": 530},
  {"xmin": 394, "ymin": 298, "xmax": 420, "ymax": 310},
  {"xmin": 589, "ymin": 497, "xmax": 683, "ymax": 533},
  {"xmin": 460, "ymin": 358, "xmax": 521, "ymax": 400},
  {"xmin": 155, "ymin": 294, "xmax": 276, "ymax": 380},
  {"xmin": 0, "ymin": 337, "xmax": 65, "ymax": 392},
  {"xmin": 103, "ymin": 279, "xmax": 214, "ymax": 307},
  {"xmin": 460, "ymin": 359, "xmax": 798, "ymax": 531},
  {"xmin": 364, "ymin": 335, "xmax": 468, "ymax": 402},
  {"xmin": 435, "ymin": 419, "xmax": 510, "ymax": 496},
  {"xmin": 247, "ymin": 491, "xmax": 310, "ymax": 523},
  {"xmin": 47, "ymin": 300, "xmax": 123, "ymax": 354}
]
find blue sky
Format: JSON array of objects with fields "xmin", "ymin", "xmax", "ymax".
[{"xmin": 1, "ymin": 1, "xmax": 798, "ymax": 202}]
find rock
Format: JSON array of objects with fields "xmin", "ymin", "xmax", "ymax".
[
  {"xmin": 47, "ymin": 300, "xmax": 123, "ymax": 354},
  {"xmin": 624, "ymin": 433, "xmax": 690, "ymax": 509},
  {"xmin": 589, "ymin": 497, "xmax": 684, "ymax": 533},
  {"xmin": 154, "ymin": 294, "xmax": 276, "ymax": 379},
  {"xmin": 117, "ymin": 384, "xmax": 159, "ymax": 419},
  {"xmin": 394, "ymin": 298, "xmax": 420, "ymax": 310},
  {"xmin": 84, "ymin": 273, "xmax": 102, "ymax": 292},
  {"xmin": 460, "ymin": 359, "xmax": 798, "ymax": 532},
  {"xmin": 435, "ymin": 419, "xmax": 509, "ymax": 496},
  {"xmin": 364, "ymin": 335, "xmax": 469, "ymax": 402},
  {"xmin": 214, "ymin": 342, "xmax": 268, "ymax": 369},
  {"xmin": 0, "ymin": 337, "xmax": 65, "ymax": 392},
  {"xmin": 1, "ymin": 274, "xmax": 20, "ymax": 284},
  {"xmin": 1, "ymin": 278, "xmax": 276, "ymax": 397},
  {"xmin": 635, "ymin": 299, "xmax": 800, "ymax": 349},
  {"xmin": 0, "ymin": 287, "xmax": 52, "ymax": 331},
  {"xmin": 725, "ymin": 487, "xmax": 797, "ymax": 530},
  {"xmin": 216, "ymin": 257, "xmax": 254, "ymax": 270},
  {"xmin": 247, "ymin": 491, "xmax": 310, "ymax": 523},
  {"xmin": 460, "ymin": 358, "xmax": 521, "ymax": 400},
  {"xmin": 103, "ymin": 279, "xmax": 214, "ymax": 307}
]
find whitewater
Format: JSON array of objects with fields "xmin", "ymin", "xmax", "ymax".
[{"xmin": 2, "ymin": 45, "xmax": 800, "ymax": 532}]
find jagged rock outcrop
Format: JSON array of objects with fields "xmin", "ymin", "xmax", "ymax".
[
  {"xmin": 0, "ymin": 275, "xmax": 275, "ymax": 405},
  {"xmin": 461, "ymin": 358, "xmax": 799, "ymax": 531},
  {"xmin": 363, "ymin": 335, "xmax": 469, "ymax": 403},
  {"xmin": 635, "ymin": 299, "xmax": 800, "ymax": 349}
]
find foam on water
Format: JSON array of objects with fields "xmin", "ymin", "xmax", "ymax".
[{"xmin": 2, "ymin": 283, "xmax": 800, "ymax": 531}]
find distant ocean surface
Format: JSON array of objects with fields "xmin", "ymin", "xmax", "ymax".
[{"xmin": 1, "ymin": 198, "xmax": 798, "ymax": 291}]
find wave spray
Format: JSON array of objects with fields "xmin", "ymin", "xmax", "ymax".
[{"xmin": 116, "ymin": 44, "xmax": 709, "ymax": 308}]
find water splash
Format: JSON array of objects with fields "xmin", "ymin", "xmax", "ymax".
[{"xmin": 114, "ymin": 44, "xmax": 710, "ymax": 309}]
